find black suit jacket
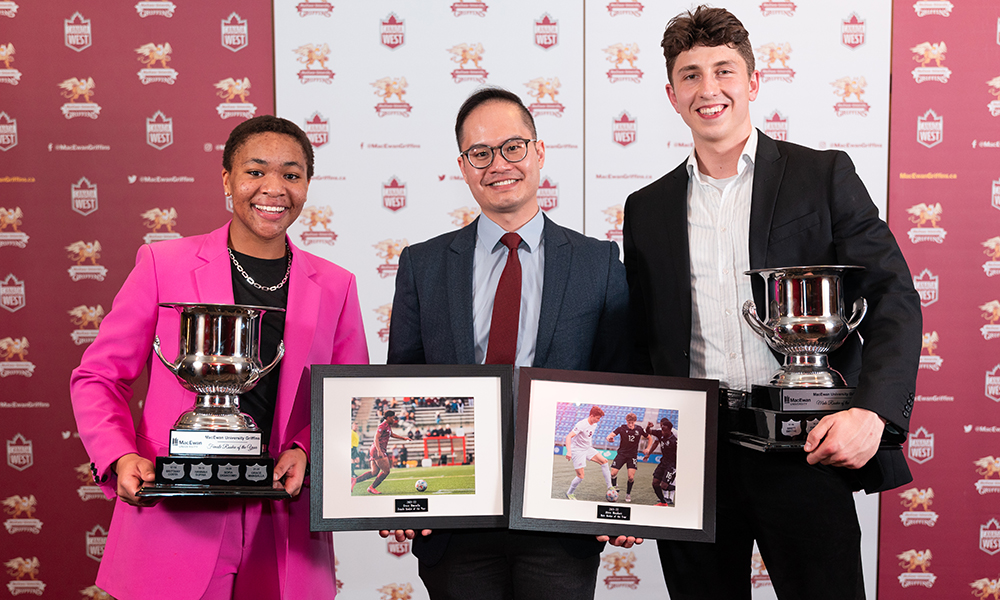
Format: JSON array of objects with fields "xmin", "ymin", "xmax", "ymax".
[
  {"xmin": 388, "ymin": 213, "xmax": 630, "ymax": 563},
  {"xmin": 622, "ymin": 131, "xmax": 921, "ymax": 493}
]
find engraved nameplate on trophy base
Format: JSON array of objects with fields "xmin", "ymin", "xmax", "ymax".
[{"xmin": 750, "ymin": 385, "xmax": 855, "ymax": 412}]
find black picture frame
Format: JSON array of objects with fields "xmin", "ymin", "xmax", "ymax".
[
  {"xmin": 509, "ymin": 367, "xmax": 718, "ymax": 541},
  {"xmin": 310, "ymin": 364, "xmax": 513, "ymax": 531}
]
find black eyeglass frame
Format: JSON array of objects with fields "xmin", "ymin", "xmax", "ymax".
[{"xmin": 459, "ymin": 138, "xmax": 539, "ymax": 169}]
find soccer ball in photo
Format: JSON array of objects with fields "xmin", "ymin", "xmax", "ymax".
[
  {"xmin": 606, "ymin": 488, "xmax": 619, "ymax": 502},
  {"xmin": 415, "ymin": 479, "xmax": 428, "ymax": 492}
]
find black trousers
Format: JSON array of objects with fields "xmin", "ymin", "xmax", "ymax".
[
  {"xmin": 658, "ymin": 443, "xmax": 864, "ymax": 600},
  {"xmin": 418, "ymin": 529, "xmax": 600, "ymax": 600}
]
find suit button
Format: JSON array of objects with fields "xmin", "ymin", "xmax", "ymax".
[{"xmin": 100, "ymin": 474, "xmax": 108, "ymax": 483}]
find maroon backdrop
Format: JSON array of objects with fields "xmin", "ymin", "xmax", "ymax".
[
  {"xmin": 881, "ymin": 1, "xmax": 1000, "ymax": 597},
  {"xmin": 1, "ymin": 2, "xmax": 273, "ymax": 596}
]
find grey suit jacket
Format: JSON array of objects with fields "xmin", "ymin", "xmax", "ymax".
[
  {"xmin": 623, "ymin": 131, "xmax": 921, "ymax": 493},
  {"xmin": 387, "ymin": 213, "xmax": 630, "ymax": 564}
]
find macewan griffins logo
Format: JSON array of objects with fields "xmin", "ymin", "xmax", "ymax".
[
  {"xmin": 919, "ymin": 332, "xmax": 942, "ymax": 371},
  {"xmin": 896, "ymin": 550, "xmax": 935, "ymax": 588},
  {"xmin": 974, "ymin": 456, "xmax": 1000, "ymax": 495},
  {"xmin": 58, "ymin": 77, "xmax": 100, "ymax": 119},
  {"xmin": 906, "ymin": 204, "xmax": 945, "ymax": 244},
  {"xmin": 68, "ymin": 305, "xmax": 104, "ymax": 345},
  {"xmin": 980, "ymin": 300, "xmax": 1000, "ymax": 340},
  {"xmin": 448, "ymin": 43, "xmax": 488, "ymax": 83},
  {"xmin": 374, "ymin": 239, "xmax": 408, "ymax": 278},
  {"xmin": 910, "ymin": 42, "xmax": 950, "ymax": 84},
  {"xmin": 0, "ymin": 44, "xmax": 19, "ymax": 85},
  {"xmin": 451, "ymin": 0, "xmax": 488, "ymax": 17},
  {"xmin": 983, "ymin": 236, "xmax": 1000, "ymax": 276},
  {"xmin": 66, "ymin": 241, "xmax": 107, "ymax": 282},
  {"xmin": 0, "ymin": 335, "xmax": 34, "ymax": 377},
  {"xmin": 294, "ymin": 44, "xmax": 334, "ymax": 84},
  {"xmin": 214, "ymin": 77, "xmax": 255, "ymax": 119},
  {"xmin": 604, "ymin": 43, "xmax": 642, "ymax": 83},
  {"xmin": 135, "ymin": 41, "xmax": 177, "ymax": 85},
  {"xmin": 898, "ymin": 487, "xmax": 938, "ymax": 526},
  {"xmin": 524, "ymin": 77, "xmax": 564, "ymax": 117},
  {"xmin": 756, "ymin": 43, "xmax": 795, "ymax": 83},
  {"xmin": 0, "ymin": 207, "xmax": 27, "ymax": 248},
  {"xmin": 141, "ymin": 207, "xmax": 182, "ymax": 244},
  {"xmin": 298, "ymin": 206, "xmax": 337, "ymax": 246},
  {"xmin": 988, "ymin": 77, "xmax": 1000, "ymax": 117},
  {"xmin": 830, "ymin": 76, "xmax": 869, "ymax": 116},
  {"xmin": 371, "ymin": 77, "xmax": 411, "ymax": 117},
  {"xmin": 603, "ymin": 205, "xmax": 624, "ymax": 244}
]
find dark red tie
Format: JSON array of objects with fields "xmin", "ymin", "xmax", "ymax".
[{"xmin": 486, "ymin": 232, "xmax": 522, "ymax": 365}]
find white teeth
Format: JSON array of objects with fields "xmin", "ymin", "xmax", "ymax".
[
  {"xmin": 489, "ymin": 179, "xmax": 518, "ymax": 186},
  {"xmin": 255, "ymin": 205, "xmax": 286, "ymax": 213},
  {"xmin": 699, "ymin": 106, "xmax": 724, "ymax": 115}
]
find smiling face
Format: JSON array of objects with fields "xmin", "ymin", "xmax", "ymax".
[
  {"xmin": 666, "ymin": 43, "xmax": 759, "ymax": 152},
  {"xmin": 222, "ymin": 132, "xmax": 309, "ymax": 258},
  {"xmin": 457, "ymin": 100, "xmax": 545, "ymax": 231}
]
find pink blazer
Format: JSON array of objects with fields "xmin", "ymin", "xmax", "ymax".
[{"xmin": 71, "ymin": 222, "xmax": 369, "ymax": 599}]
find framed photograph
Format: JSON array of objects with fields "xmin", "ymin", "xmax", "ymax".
[
  {"xmin": 510, "ymin": 367, "xmax": 718, "ymax": 541},
  {"xmin": 310, "ymin": 364, "xmax": 513, "ymax": 531}
]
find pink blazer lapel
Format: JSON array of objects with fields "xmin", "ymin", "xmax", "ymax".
[
  {"xmin": 192, "ymin": 224, "xmax": 236, "ymax": 303},
  {"xmin": 273, "ymin": 237, "xmax": 320, "ymax": 449}
]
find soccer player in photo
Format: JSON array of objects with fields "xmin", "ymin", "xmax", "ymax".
[
  {"xmin": 606, "ymin": 412, "xmax": 649, "ymax": 502},
  {"xmin": 646, "ymin": 417, "xmax": 679, "ymax": 506},
  {"xmin": 565, "ymin": 406, "xmax": 614, "ymax": 500},
  {"xmin": 354, "ymin": 410, "xmax": 408, "ymax": 494}
]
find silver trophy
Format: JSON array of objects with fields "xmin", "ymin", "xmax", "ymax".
[
  {"xmin": 138, "ymin": 303, "xmax": 289, "ymax": 498},
  {"xmin": 733, "ymin": 266, "xmax": 866, "ymax": 451}
]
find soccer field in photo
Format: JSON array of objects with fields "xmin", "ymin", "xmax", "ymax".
[
  {"xmin": 350, "ymin": 464, "xmax": 475, "ymax": 497},
  {"xmin": 550, "ymin": 455, "xmax": 668, "ymax": 506}
]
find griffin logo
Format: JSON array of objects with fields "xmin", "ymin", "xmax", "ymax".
[{"xmin": 525, "ymin": 77, "xmax": 564, "ymax": 117}]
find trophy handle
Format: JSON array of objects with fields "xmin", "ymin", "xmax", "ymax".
[
  {"xmin": 742, "ymin": 300, "xmax": 770, "ymax": 338},
  {"xmin": 152, "ymin": 336, "xmax": 182, "ymax": 375},
  {"xmin": 257, "ymin": 340, "xmax": 285, "ymax": 379},
  {"xmin": 846, "ymin": 297, "xmax": 868, "ymax": 333}
]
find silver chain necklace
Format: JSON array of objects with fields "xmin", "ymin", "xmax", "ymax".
[{"xmin": 228, "ymin": 242, "xmax": 292, "ymax": 292}]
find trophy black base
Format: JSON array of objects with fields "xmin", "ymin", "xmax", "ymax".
[
  {"xmin": 137, "ymin": 483, "xmax": 291, "ymax": 499},
  {"xmin": 135, "ymin": 454, "xmax": 290, "ymax": 499},
  {"xmin": 728, "ymin": 431, "xmax": 809, "ymax": 452}
]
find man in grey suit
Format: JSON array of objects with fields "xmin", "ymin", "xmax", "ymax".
[
  {"xmin": 386, "ymin": 87, "xmax": 633, "ymax": 600},
  {"xmin": 623, "ymin": 6, "xmax": 921, "ymax": 600}
]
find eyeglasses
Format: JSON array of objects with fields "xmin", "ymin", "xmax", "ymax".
[{"xmin": 459, "ymin": 138, "xmax": 537, "ymax": 169}]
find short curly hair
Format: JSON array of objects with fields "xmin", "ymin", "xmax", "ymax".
[
  {"xmin": 222, "ymin": 115, "xmax": 314, "ymax": 180},
  {"xmin": 661, "ymin": 5, "xmax": 754, "ymax": 86}
]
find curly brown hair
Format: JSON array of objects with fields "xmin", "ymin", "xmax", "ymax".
[{"xmin": 661, "ymin": 5, "xmax": 754, "ymax": 86}]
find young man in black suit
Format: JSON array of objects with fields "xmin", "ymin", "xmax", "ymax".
[
  {"xmin": 623, "ymin": 6, "xmax": 921, "ymax": 599},
  {"xmin": 385, "ymin": 87, "xmax": 636, "ymax": 600}
]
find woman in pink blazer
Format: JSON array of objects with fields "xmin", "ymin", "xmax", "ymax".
[{"xmin": 71, "ymin": 116, "xmax": 369, "ymax": 599}]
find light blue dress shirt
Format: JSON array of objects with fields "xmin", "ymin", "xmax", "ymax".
[{"xmin": 472, "ymin": 210, "xmax": 545, "ymax": 366}]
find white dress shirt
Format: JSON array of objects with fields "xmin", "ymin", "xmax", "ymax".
[
  {"xmin": 472, "ymin": 210, "xmax": 545, "ymax": 366},
  {"xmin": 686, "ymin": 128, "xmax": 780, "ymax": 390}
]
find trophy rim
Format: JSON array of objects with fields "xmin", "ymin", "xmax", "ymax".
[
  {"xmin": 158, "ymin": 301, "xmax": 287, "ymax": 314},
  {"xmin": 744, "ymin": 264, "xmax": 864, "ymax": 276}
]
